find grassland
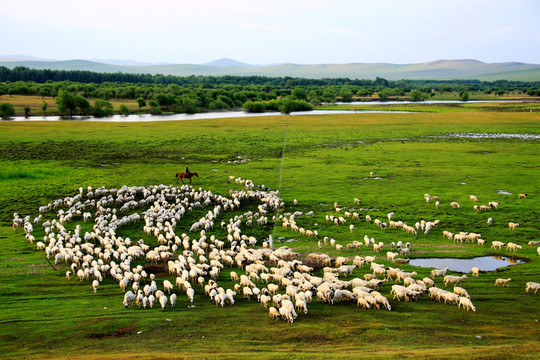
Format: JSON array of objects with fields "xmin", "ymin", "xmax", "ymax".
[{"xmin": 0, "ymin": 108, "xmax": 539, "ymax": 359}]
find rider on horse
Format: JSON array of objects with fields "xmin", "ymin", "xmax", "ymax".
[{"xmin": 185, "ymin": 165, "xmax": 191, "ymax": 176}]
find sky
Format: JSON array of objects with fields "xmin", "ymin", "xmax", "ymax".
[{"xmin": 1, "ymin": 0, "xmax": 539, "ymax": 65}]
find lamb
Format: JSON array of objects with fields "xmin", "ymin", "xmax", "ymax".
[
  {"xmin": 494, "ymin": 278, "xmax": 512, "ymax": 287},
  {"xmin": 458, "ymin": 296, "xmax": 476, "ymax": 312},
  {"xmin": 471, "ymin": 267, "xmax": 480, "ymax": 277},
  {"xmin": 506, "ymin": 242, "xmax": 522, "ymax": 252},
  {"xmin": 170, "ymin": 293, "xmax": 177, "ymax": 307},
  {"xmin": 65, "ymin": 271, "xmax": 72, "ymax": 280},
  {"xmin": 518, "ymin": 193, "xmax": 527, "ymax": 199},
  {"xmin": 469, "ymin": 195, "xmax": 478, "ymax": 202},
  {"xmin": 525, "ymin": 282, "xmax": 540, "ymax": 294},
  {"xmin": 450, "ymin": 202, "xmax": 460, "ymax": 209},
  {"xmin": 508, "ymin": 222, "xmax": 519, "ymax": 231}
]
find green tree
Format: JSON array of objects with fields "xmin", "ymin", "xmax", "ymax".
[
  {"xmin": 119, "ymin": 104, "xmax": 130, "ymax": 116},
  {"xmin": 378, "ymin": 90, "xmax": 389, "ymax": 102},
  {"xmin": 339, "ymin": 88, "xmax": 353, "ymax": 102},
  {"xmin": 75, "ymin": 95, "xmax": 91, "ymax": 115},
  {"xmin": 0, "ymin": 103, "xmax": 15, "ymax": 119},
  {"xmin": 92, "ymin": 99, "xmax": 113, "ymax": 117},
  {"xmin": 56, "ymin": 90, "xmax": 77, "ymax": 117},
  {"xmin": 23, "ymin": 105, "xmax": 30, "ymax": 118},
  {"xmin": 410, "ymin": 90, "xmax": 424, "ymax": 102},
  {"xmin": 460, "ymin": 91, "xmax": 469, "ymax": 101},
  {"xmin": 41, "ymin": 101, "xmax": 47, "ymax": 116},
  {"xmin": 279, "ymin": 98, "xmax": 295, "ymax": 115},
  {"xmin": 291, "ymin": 87, "xmax": 307, "ymax": 101}
]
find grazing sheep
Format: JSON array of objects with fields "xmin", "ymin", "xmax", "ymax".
[
  {"xmin": 123, "ymin": 291, "xmax": 136, "ymax": 308},
  {"xmin": 508, "ymin": 222, "xmax": 519, "ymax": 231},
  {"xmin": 471, "ymin": 267, "xmax": 480, "ymax": 277},
  {"xmin": 170, "ymin": 293, "xmax": 177, "ymax": 307},
  {"xmin": 92, "ymin": 280, "xmax": 99, "ymax": 294},
  {"xmin": 525, "ymin": 282, "xmax": 540, "ymax": 294},
  {"xmin": 163, "ymin": 280, "xmax": 174, "ymax": 294},
  {"xmin": 494, "ymin": 278, "xmax": 512, "ymax": 287},
  {"xmin": 491, "ymin": 241, "xmax": 506, "ymax": 250},
  {"xmin": 477, "ymin": 239, "xmax": 485, "ymax": 246},
  {"xmin": 187, "ymin": 287, "xmax": 195, "ymax": 302},
  {"xmin": 528, "ymin": 241, "xmax": 540, "ymax": 247},
  {"xmin": 268, "ymin": 306, "xmax": 280, "ymax": 320},
  {"xmin": 423, "ymin": 278, "xmax": 435, "ymax": 288},
  {"xmin": 159, "ymin": 295, "xmax": 168, "ymax": 310},
  {"xmin": 453, "ymin": 286, "xmax": 470, "ymax": 298},
  {"xmin": 450, "ymin": 202, "xmax": 460, "ymax": 209},
  {"xmin": 458, "ymin": 296, "xmax": 476, "ymax": 312},
  {"xmin": 518, "ymin": 193, "xmax": 527, "ymax": 199},
  {"xmin": 65, "ymin": 271, "xmax": 72, "ymax": 280},
  {"xmin": 469, "ymin": 195, "xmax": 478, "ymax": 202}
]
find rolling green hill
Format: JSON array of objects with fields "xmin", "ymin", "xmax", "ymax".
[{"xmin": 1, "ymin": 58, "xmax": 539, "ymax": 80}]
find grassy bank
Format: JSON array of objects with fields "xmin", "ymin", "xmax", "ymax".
[{"xmin": 0, "ymin": 110, "xmax": 539, "ymax": 359}]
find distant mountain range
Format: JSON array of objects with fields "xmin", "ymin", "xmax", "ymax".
[{"xmin": 1, "ymin": 55, "xmax": 539, "ymax": 81}]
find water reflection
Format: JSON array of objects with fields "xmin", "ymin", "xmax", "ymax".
[{"xmin": 409, "ymin": 256, "xmax": 525, "ymax": 273}]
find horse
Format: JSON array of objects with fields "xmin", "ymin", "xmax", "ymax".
[{"xmin": 175, "ymin": 172, "xmax": 198, "ymax": 184}]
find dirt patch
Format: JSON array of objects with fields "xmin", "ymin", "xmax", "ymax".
[
  {"xmin": 143, "ymin": 263, "xmax": 168, "ymax": 277},
  {"xmin": 87, "ymin": 324, "xmax": 135, "ymax": 339}
]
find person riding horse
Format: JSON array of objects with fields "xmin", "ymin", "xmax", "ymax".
[{"xmin": 185, "ymin": 165, "xmax": 191, "ymax": 176}]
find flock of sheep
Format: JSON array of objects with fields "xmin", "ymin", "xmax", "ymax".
[{"xmin": 13, "ymin": 177, "xmax": 539, "ymax": 324}]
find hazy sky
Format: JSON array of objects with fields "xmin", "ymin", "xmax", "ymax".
[{"xmin": 1, "ymin": 0, "xmax": 539, "ymax": 64}]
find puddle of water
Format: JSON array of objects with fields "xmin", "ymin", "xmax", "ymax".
[
  {"xmin": 409, "ymin": 256, "xmax": 525, "ymax": 273},
  {"xmin": 497, "ymin": 190, "xmax": 513, "ymax": 195}
]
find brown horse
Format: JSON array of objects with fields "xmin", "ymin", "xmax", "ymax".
[{"xmin": 175, "ymin": 172, "xmax": 198, "ymax": 184}]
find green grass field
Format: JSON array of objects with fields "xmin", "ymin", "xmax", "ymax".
[{"xmin": 0, "ymin": 108, "xmax": 539, "ymax": 359}]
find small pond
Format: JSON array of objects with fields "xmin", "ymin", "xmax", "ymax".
[{"xmin": 409, "ymin": 256, "xmax": 525, "ymax": 273}]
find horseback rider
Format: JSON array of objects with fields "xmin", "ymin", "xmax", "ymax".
[{"xmin": 185, "ymin": 165, "xmax": 191, "ymax": 176}]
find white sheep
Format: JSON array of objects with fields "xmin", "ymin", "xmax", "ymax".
[
  {"xmin": 431, "ymin": 267, "xmax": 449, "ymax": 278},
  {"xmin": 508, "ymin": 222, "xmax": 519, "ymax": 231},
  {"xmin": 494, "ymin": 278, "xmax": 512, "ymax": 287},
  {"xmin": 525, "ymin": 282, "xmax": 540, "ymax": 294},
  {"xmin": 453, "ymin": 286, "xmax": 470, "ymax": 298},
  {"xmin": 187, "ymin": 287, "xmax": 195, "ymax": 302},
  {"xmin": 469, "ymin": 195, "xmax": 478, "ymax": 202},
  {"xmin": 458, "ymin": 296, "xmax": 476, "ymax": 312},
  {"xmin": 170, "ymin": 293, "xmax": 177, "ymax": 307},
  {"xmin": 444, "ymin": 275, "xmax": 467, "ymax": 287},
  {"xmin": 491, "ymin": 241, "xmax": 506, "ymax": 250},
  {"xmin": 268, "ymin": 306, "xmax": 280, "ymax": 320},
  {"xmin": 92, "ymin": 280, "xmax": 99, "ymax": 294},
  {"xmin": 123, "ymin": 291, "xmax": 136, "ymax": 308},
  {"xmin": 471, "ymin": 267, "xmax": 480, "ymax": 277},
  {"xmin": 159, "ymin": 295, "xmax": 168, "ymax": 310},
  {"xmin": 506, "ymin": 242, "xmax": 522, "ymax": 252},
  {"xmin": 450, "ymin": 202, "xmax": 460, "ymax": 209},
  {"xmin": 163, "ymin": 280, "xmax": 174, "ymax": 294}
]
